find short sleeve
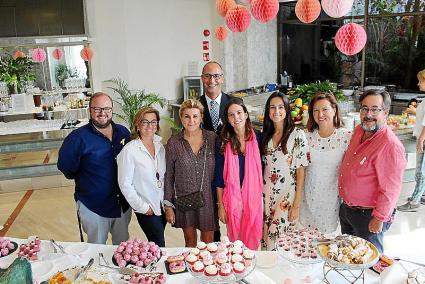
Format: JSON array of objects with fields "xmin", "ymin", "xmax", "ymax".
[{"xmin": 292, "ymin": 128, "xmax": 310, "ymax": 168}]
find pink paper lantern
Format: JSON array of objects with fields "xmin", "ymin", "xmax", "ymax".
[
  {"xmin": 80, "ymin": 47, "xmax": 93, "ymax": 61},
  {"xmin": 335, "ymin": 23, "xmax": 367, "ymax": 56},
  {"xmin": 13, "ymin": 51, "xmax": 26, "ymax": 60},
  {"xmin": 52, "ymin": 48, "xmax": 63, "ymax": 60},
  {"xmin": 225, "ymin": 5, "xmax": 251, "ymax": 32},
  {"xmin": 322, "ymin": 0, "xmax": 354, "ymax": 18},
  {"xmin": 251, "ymin": 0, "xmax": 279, "ymax": 23},
  {"xmin": 295, "ymin": 0, "xmax": 321, "ymax": 24},
  {"xmin": 32, "ymin": 48, "xmax": 46, "ymax": 63},
  {"xmin": 216, "ymin": 0, "xmax": 237, "ymax": 17},
  {"xmin": 215, "ymin": 26, "xmax": 228, "ymax": 41}
]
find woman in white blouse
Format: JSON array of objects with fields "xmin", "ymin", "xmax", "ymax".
[
  {"xmin": 300, "ymin": 92, "xmax": 351, "ymax": 233},
  {"xmin": 117, "ymin": 107, "xmax": 166, "ymax": 246}
]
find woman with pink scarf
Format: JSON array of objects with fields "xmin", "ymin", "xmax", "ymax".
[{"xmin": 214, "ymin": 97, "xmax": 263, "ymax": 250}]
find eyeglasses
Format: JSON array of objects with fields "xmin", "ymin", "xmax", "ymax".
[
  {"xmin": 359, "ymin": 106, "xmax": 384, "ymax": 115},
  {"xmin": 90, "ymin": 107, "xmax": 113, "ymax": 113},
  {"xmin": 141, "ymin": 119, "xmax": 158, "ymax": 126},
  {"xmin": 201, "ymin": 73, "xmax": 223, "ymax": 80}
]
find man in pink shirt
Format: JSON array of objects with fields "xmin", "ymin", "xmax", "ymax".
[{"xmin": 339, "ymin": 90, "xmax": 406, "ymax": 253}]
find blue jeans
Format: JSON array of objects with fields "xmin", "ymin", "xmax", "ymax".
[
  {"xmin": 135, "ymin": 212, "xmax": 166, "ymax": 247},
  {"xmin": 339, "ymin": 203, "xmax": 392, "ymax": 253},
  {"xmin": 411, "ymin": 148, "xmax": 425, "ymax": 202}
]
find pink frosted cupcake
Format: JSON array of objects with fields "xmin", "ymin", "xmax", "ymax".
[
  {"xmin": 203, "ymin": 254, "xmax": 214, "ymax": 266},
  {"xmin": 219, "ymin": 263, "xmax": 233, "ymax": 278},
  {"xmin": 215, "ymin": 252, "xmax": 228, "ymax": 265},
  {"xmin": 204, "ymin": 265, "xmax": 218, "ymax": 278},
  {"xmin": 199, "ymin": 250, "xmax": 211, "ymax": 260}
]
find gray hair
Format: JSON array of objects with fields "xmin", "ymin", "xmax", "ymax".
[{"xmin": 359, "ymin": 89, "xmax": 391, "ymax": 111}]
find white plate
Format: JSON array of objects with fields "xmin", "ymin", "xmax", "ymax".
[
  {"xmin": 31, "ymin": 261, "xmax": 54, "ymax": 281},
  {"xmin": 64, "ymin": 242, "xmax": 89, "ymax": 255}
]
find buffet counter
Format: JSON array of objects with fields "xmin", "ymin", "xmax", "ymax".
[{"xmin": 0, "ymin": 237, "xmax": 409, "ymax": 284}]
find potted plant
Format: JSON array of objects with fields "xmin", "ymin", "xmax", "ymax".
[
  {"xmin": 0, "ymin": 55, "xmax": 35, "ymax": 94},
  {"xmin": 106, "ymin": 78, "xmax": 165, "ymax": 130},
  {"xmin": 55, "ymin": 64, "xmax": 69, "ymax": 88}
]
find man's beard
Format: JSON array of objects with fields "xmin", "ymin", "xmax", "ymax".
[
  {"xmin": 91, "ymin": 117, "xmax": 112, "ymax": 129},
  {"xmin": 361, "ymin": 117, "xmax": 382, "ymax": 133}
]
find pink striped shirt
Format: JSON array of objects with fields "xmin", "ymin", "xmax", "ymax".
[{"xmin": 339, "ymin": 125, "xmax": 406, "ymax": 222}]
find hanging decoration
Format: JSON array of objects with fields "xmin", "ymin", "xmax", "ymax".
[
  {"xmin": 225, "ymin": 5, "xmax": 251, "ymax": 32},
  {"xmin": 80, "ymin": 47, "xmax": 93, "ymax": 61},
  {"xmin": 335, "ymin": 23, "xmax": 367, "ymax": 56},
  {"xmin": 322, "ymin": 0, "xmax": 354, "ymax": 18},
  {"xmin": 13, "ymin": 51, "xmax": 26, "ymax": 59},
  {"xmin": 250, "ymin": 0, "xmax": 279, "ymax": 23},
  {"xmin": 295, "ymin": 0, "xmax": 321, "ymax": 24},
  {"xmin": 215, "ymin": 26, "xmax": 228, "ymax": 41},
  {"xmin": 203, "ymin": 29, "xmax": 210, "ymax": 37},
  {"xmin": 32, "ymin": 48, "xmax": 46, "ymax": 63},
  {"xmin": 52, "ymin": 48, "xmax": 63, "ymax": 60},
  {"xmin": 216, "ymin": 0, "xmax": 237, "ymax": 17}
]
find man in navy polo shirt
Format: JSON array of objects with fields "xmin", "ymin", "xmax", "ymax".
[{"xmin": 58, "ymin": 92, "xmax": 131, "ymax": 244}]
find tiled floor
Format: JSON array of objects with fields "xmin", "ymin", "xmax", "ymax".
[{"xmin": 0, "ymin": 177, "xmax": 424, "ymax": 264}]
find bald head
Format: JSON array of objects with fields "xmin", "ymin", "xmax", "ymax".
[
  {"xmin": 201, "ymin": 61, "xmax": 224, "ymax": 100},
  {"xmin": 202, "ymin": 61, "xmax": 223, "ymax": 74}
]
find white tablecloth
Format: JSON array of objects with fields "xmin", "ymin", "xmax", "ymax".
[{"xmin": 0, "ymin": 238, "xmax": 408, "ymax": 284}]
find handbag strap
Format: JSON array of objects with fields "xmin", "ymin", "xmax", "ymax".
[{"xmin": 175, "ymin": 137, "xmax": 208, "ymax": 199}]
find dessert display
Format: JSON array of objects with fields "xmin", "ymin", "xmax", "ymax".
[
  {"xmin": 185, "ymin": 237, "xmax": 256, "ymax": 282},
  {"xmin": 17, "ymin": 237, "xmax": 41, "ymax": 261},
  {"xmin": 113, "ymin": 239, "xmax": 162, "ymax": 268},
  {"xmin": 127, "ymin": 273, "xmax": 166, "ymax": 284},
  {"xmin": 316, "ymin": 235, "xmax": 379, "ymax": 269},
  {"xmin": 47, "ymin": 267, "xmax": 112, "ymax": 284},
  {"xmin": 275, "ymin": 227, "xmax": 324, "ymax": 264},
  {"xmin": 0, "ymin": 237, "xmax": 18, "ymax": 257}
]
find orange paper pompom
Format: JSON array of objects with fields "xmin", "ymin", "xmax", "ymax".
[
  {"xmin": 216, "ymin": 0, "xmax": 237, "ymax": 17},
  {"xmin": 295, "ymin": 0, "xmax": 321, "ymax": 24},
  {"xmin": 225, "ymin": 5, "xmax": 251, "ymax": 33},
  {"xmin": 80, "ymin": 47, "xmax": 93, "ymax": 61},
  {"xmin": 251, "ymin": 0, "xmax": 279, "ymax": 23},
  {"xmin": 13, "ymin": 51, "xmax": 26, "ymax": 59},
  {"xmin": 215, "ymin": 26, "xmax": 228, "ymax": 41},
  {"xmin": 52, "ymin": 48, "xmax": 63, "ymax": 60}
]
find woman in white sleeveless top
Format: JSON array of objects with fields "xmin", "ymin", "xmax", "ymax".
[{"xmin": 300, "ymin": 93, "xmax": 352, "ymax": 233}]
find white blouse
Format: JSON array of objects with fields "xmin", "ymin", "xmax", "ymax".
[{"xmin": 117, "ymin": 135, "xmax": 166, "ymax": 215}]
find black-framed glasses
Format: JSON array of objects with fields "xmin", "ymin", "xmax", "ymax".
[
  {"xmin": 90, "ymin": 107, "xmax": 113, "ymax": 113},
  {"xmin": 201, "ymin": 73, "xmax": 223, "ymax": 80},
  {"xmin": 359, "ymin": 106, "xmax": 384, "ymax": 115},
  {"xmin": 141, "ymin": 119, "xmax": 158, "ymax": 126}
]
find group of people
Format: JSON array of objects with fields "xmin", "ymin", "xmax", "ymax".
[{"xmin": 58, "ymin": 62, "xmax": 417, "ymax": 254}]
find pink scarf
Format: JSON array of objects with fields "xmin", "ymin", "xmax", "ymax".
[{"xmin": 222, "ymin": 130, "xmax": 263, "ymax": 250}]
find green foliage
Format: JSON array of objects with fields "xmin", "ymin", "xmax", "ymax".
[
  {"xmin": 106, "ymin": 78, "xmax": 165, "ymax": 130},
  {"xmin": 55, "ymin": 64, "xmax": 69, "ymax": 86},
  {"xmin": 161, "ymin": 116, "xmax": 182, "ymax": 133},
  {"xmin": 0, "ymin": 55, "xmax": 35, "ymax": 93},
  {"xmin": 287, "ymin": 81, "xmax": 345, "ymax": 103}
]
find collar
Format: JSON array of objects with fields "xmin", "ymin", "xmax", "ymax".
[{"xmin": 205, "ymin": 92, "xmax": 223, "ymax": 107}]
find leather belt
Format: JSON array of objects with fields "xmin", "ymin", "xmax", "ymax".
[{"xmin": 343, "ymin": 201, "xmax": 374, "ymax": 211}]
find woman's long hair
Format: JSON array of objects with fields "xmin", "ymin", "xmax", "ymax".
[
  {"xmin": 261, "ymin": 92, "xmax": 294, "ymax": 155},
  {"xmin": 220, "ymin": 97, "xmax": 253, "ymax": 154}
]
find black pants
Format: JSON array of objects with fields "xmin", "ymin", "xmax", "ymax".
[
  {"xmin": 135, "ymin": 212, "xmax": 167, "ymax": 247},
  {"xmin": 339, "ymin": 202, "xmax": 392, "ymax": 253}
]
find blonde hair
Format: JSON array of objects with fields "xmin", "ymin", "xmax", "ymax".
[
  {"xmin": 418, "ymin": 69, "xmax": 425, "ymax": 82},
  {"xmin": 131, "ymin": 107, "xmax": 160, "ymax": 139},
  {"xmin": 179, "ymin": 99, "xmax": 204, "ymax": 118}
]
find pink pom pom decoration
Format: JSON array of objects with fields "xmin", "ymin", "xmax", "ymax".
[
  {"xmin": 32, "ymin": 48, "xmax": 46, "ymax": 63},
  {"xmin": 295, "ymin": 0, "xmax": 321, "ymax": 24},
  {"xmin": 225, "ymin": 5, "xmax": 251, "ymax": 32},
  {"xmin": 250, "ymin": 0, "xmax": 279, "ymax": 23},
  {"xmin": 334, "ymin": 23, "xmax": 367, "ymax": 56},
  {"xmin": 322, "ymin": 0, "xmax": 354, "ymax": 18}
]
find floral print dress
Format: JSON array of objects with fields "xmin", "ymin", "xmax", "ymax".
[{"xmin": 262, "ymin": 128, "xmax": 309, "ymax": 250}]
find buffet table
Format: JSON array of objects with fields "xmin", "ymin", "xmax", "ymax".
[{"xmin": 1, "ymin": 238, "xmax": 413, "ymax": 284}]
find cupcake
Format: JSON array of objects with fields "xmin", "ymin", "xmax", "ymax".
[
  {"xmin": 215, "ymin": 252, "xmax": 228, "ymax": 265},
  {"xmin": 217, "ymin": 244, "xmax": 229, "ymax": 255},
  {"xmin": 185, "ymin": 253, "xmax": 198, "ymax": 266},
  {"xmin": 219, "ymin": 263, "xmax": 233, "ymax": 278},
  {"xmin": 231, "ymin": 253, "xmax": 243, "ymax": 263},
  {"xmin": 233, "ymin": 262, "xmax": 245, "ymax": 274},
  {"xmin": 199, "ymin": 250, "xmax": 211, "ymax": 260},
  {"xmin": 233, "ymin": 240, "xmax": 244, "ymax": 248},
  {"xmin": 192, "ymin": 261, "xmax": 205, "ymax": 274},
  {"xmin": 197, "ymin": 241, "xmax": 207, "ymax": 251},
  {"xmin": 231, "ymin": 245, "xmax": 243, "ymax": 255},
  {"xmin": 203, "ymin": 254, "xmax": 214, "ymax": 266},
  {"xmin": 204, "ymin": 265, "xmax": 218, "ymax": 277},
  {"xmin": 189, "ymin": 247, "xmax": 200, "ymax": 256},
  {"xmin": 243, "ymin": 249, "xmax": 254, "ymax": 260},
  {"xmin": 207, "ymin": 242, "xmax": 218, "ymax": 254}
]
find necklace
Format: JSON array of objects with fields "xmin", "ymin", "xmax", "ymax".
[{"xmin": 141, "ymin": 138, "xmax": 162, "ymax": 189}]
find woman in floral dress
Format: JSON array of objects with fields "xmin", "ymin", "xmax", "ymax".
[
  {"xmin": 299, "ymin": 92, "xmax": 351, "ymax": 233},
  {"xmin": 261, "ymin": 92, "xmax": 309, "ymax": 250}
]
